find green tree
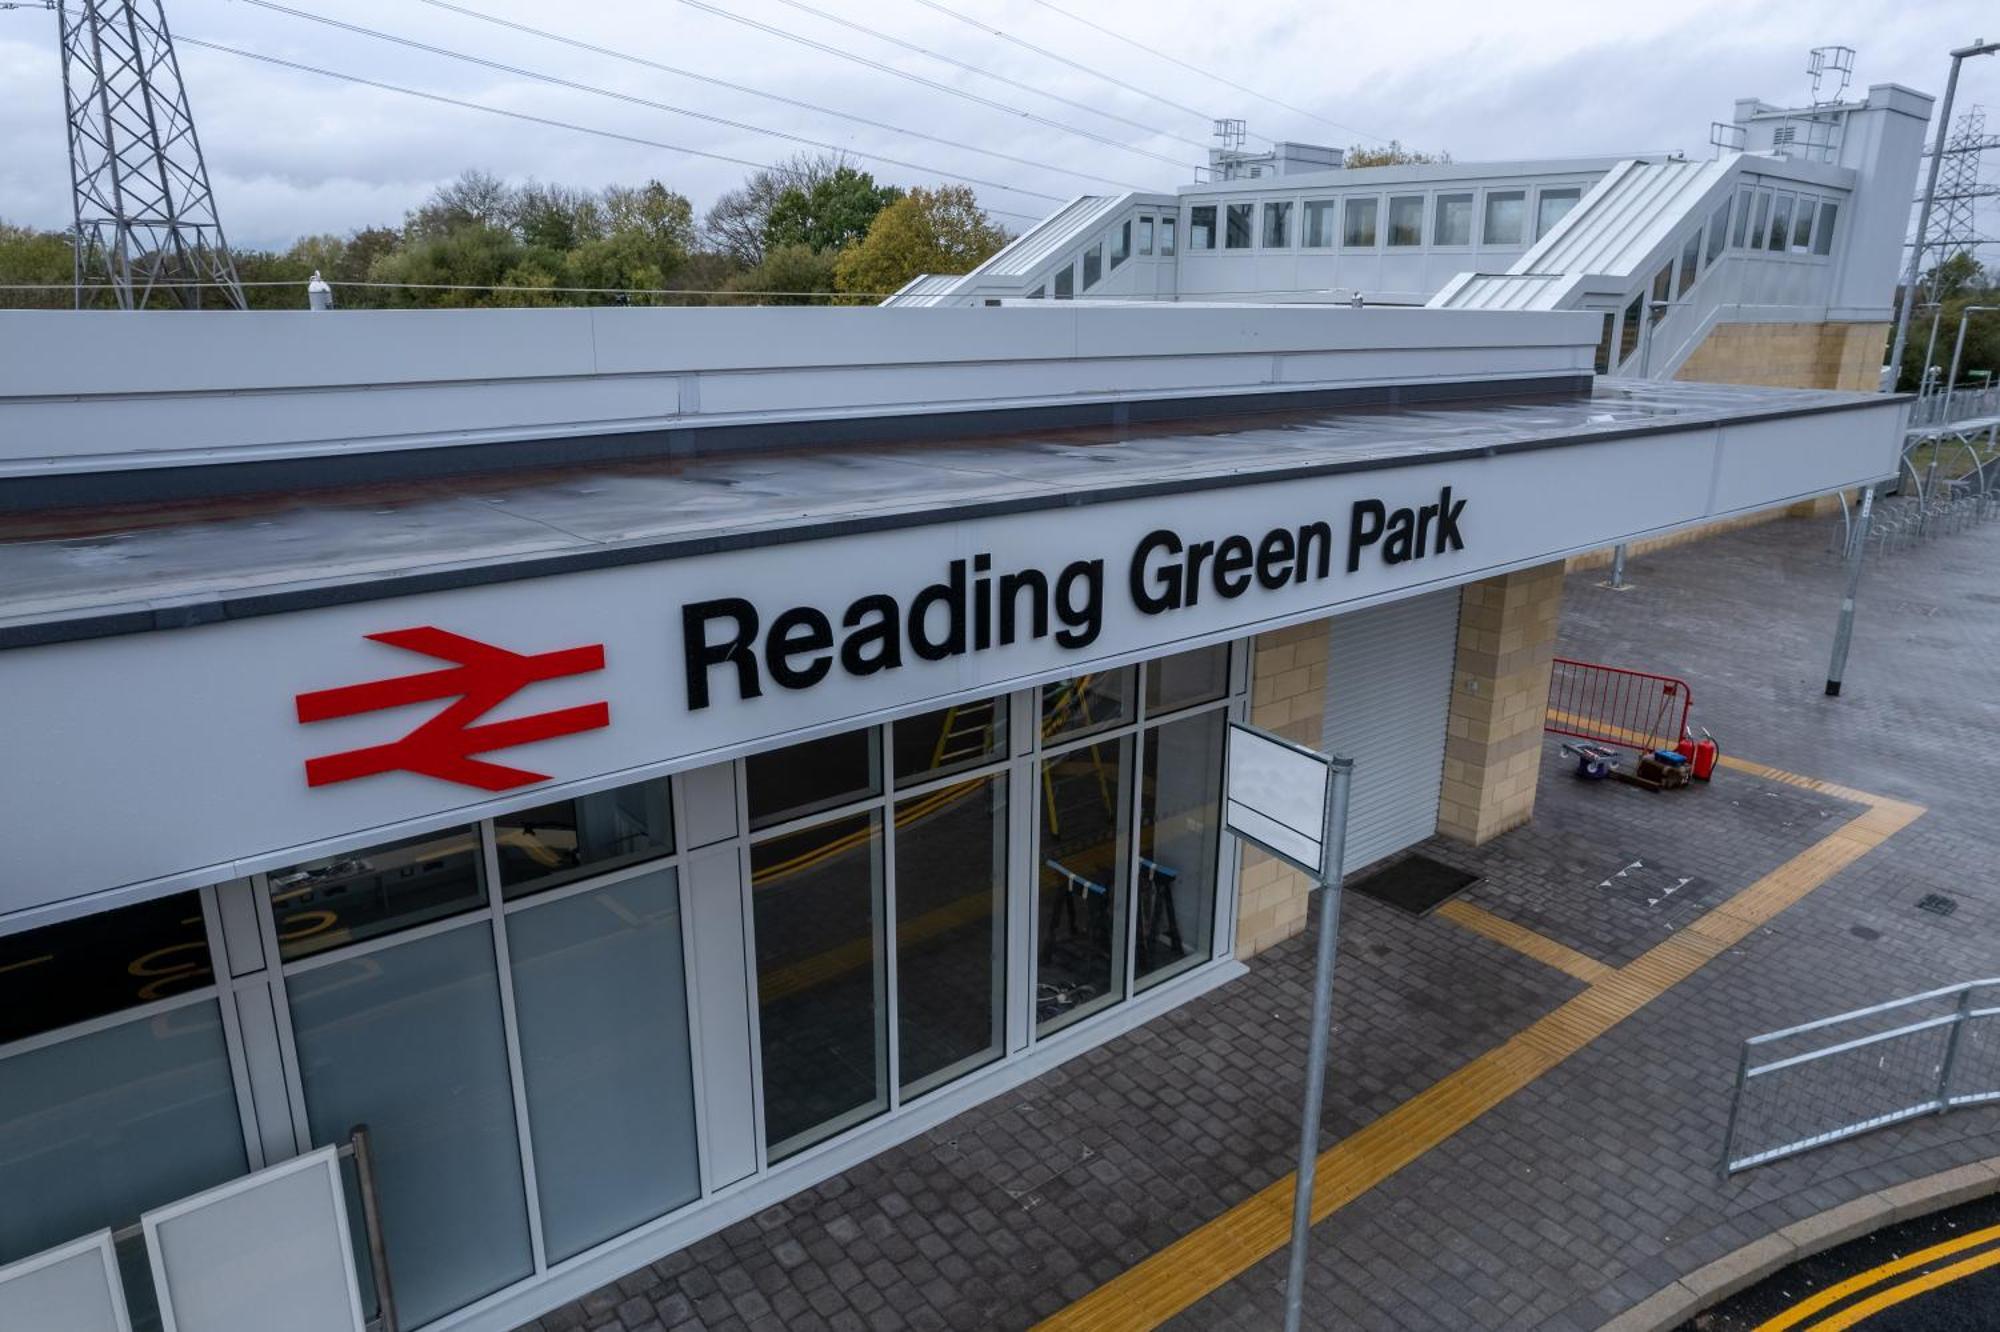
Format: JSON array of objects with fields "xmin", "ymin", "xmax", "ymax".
[
  {"xmin": 0, "ymin": 221, "xmax": 78, "ymax": 310},
  {"xmin": 723, "ymin": 242, "xmax": 841, "ymax": 304},
  {"xmin": 368, "ymin": 221, "xmax": 525, "ymax": 306},
  {"xmin": 404, "ymin": 169, "xmax": 515, "ymax": 240},
  {"xmin": 766, "ymin": 167, "xmax": 902, "ymax": 254},
  {"xmin": 833, "ymin": 185, "xmax": 1008, "ymax": 298}
]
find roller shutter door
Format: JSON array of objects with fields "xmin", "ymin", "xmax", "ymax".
[{"xmin": 1321, "ymin": 589, "xmax": 1461, "ymax": 870}]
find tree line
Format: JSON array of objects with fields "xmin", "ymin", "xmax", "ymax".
[
  {"xmin": 1897, "ymin": 253, "xmax": 2000, "ymax": 394},
  {"xmin": 0, "ymin": 153, "xmax": 1012, "ymax": 309}
]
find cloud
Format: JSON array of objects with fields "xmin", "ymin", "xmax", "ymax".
[{"xmin": 0, "ymin": 0, "xmax": 1991, "ymax": 250}]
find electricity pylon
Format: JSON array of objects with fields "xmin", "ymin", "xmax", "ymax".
[{"xmin": 52, "ymin": 0, "xmax": 245, "ymax": 308}]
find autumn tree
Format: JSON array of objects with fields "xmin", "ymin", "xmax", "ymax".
[
  {"xmin": 1342, "ymin": 140, "xmax": 1452, "ymax": 168},
  {"xmin": 833, "ymin": 185, "xmax": 1009, "ymax": 298},
  {"xmin": 766, "ymin": 167, "xmax": 902, "ymax": 255}
]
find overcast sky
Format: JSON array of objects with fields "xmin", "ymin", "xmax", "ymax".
[{"xmin": 0, "ymin": 0, "xmax": 1992, "ymax": 251}]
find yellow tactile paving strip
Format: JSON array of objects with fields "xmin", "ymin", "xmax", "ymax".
[
  {"xmin": 1434, "ymin": 899, "xmax": 1613, "ymax": 984},
  {"xmin": 1036, "ymin": 759, "xmax": 1925, "ymax": 1332}
]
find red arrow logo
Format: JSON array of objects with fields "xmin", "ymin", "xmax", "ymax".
[{"xmin": 296, "ymin": 627, "xmax": 609, "ymax": 791}]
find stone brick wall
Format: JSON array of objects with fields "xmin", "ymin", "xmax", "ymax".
[
  {"xmin": 1233, "ymin": 619, "xmax": 1330, "ymax": 958},
  {"xmin": 1437, "ymin": 562, "xmax": 1566, "ymax": 845},
  {"xmin": 1673, "ymin": 320, "xmax": 1888, "ymax": 392}
]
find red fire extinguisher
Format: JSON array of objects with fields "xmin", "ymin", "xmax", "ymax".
[{"xmin": 1677, "ymin": 727, "xmax": 1720, "ymax": 781}]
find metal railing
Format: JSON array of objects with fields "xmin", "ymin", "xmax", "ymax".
[
  {"xmin": 1721, "ymin": 979, "xmax": 2000, "ymax": 1175},
  {"xmin": 1545, "ymin": 657, "xmax": 1693, "ymax": 754},
  {"xmin": 1909, "ymin": 384, "xmax": 2000, "ymax": 428}
]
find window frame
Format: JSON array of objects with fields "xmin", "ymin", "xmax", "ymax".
[
  {"xmin": 1432, "ymin": 192, "xmax": 1474, "ymax": 248},
  {"xmin": 1260, "ymin": 199, "xmax": 1293, "ymax": 249},
  {"xmin": 1224, "ymin": 202, "xmax": 1255, "ymax": 250},
  {"xmin": 1340, "ymin": 196, "xmax": 1379, "ymax": 250},
  {"xmin": 1481, "ymin": 189, "xmax": 1528, "ymax": 247},
  {"xmin": 1385, "ymin": 194, "xmax": 1425, "ymax": 248}
]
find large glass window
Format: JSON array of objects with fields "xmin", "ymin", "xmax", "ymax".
[
  {"xmin": 1136, "ymin": 710, "xmax": 1226, "ymax": 990},
  {"xmin": 1110, "ymin": 220, "xmax": 1130, "ymax": 269},
  {"xmin": 1535, "ymin": 187, "xmax": 1581, "ymax": 239},
  {"xmin": 0, "ymin": 1000, "xmax": 246, "ymax": 1315},
  {"xmin": 1813, "ymin": 201, "xmax": 1838, "ymax": 256},
  {"xmin": 1748, "ymin": 191, "xmax": 1771, "ymax": 252},
  {"xmin": 1036, "ymin": 735, "xmax": 1131, "ymax": 1034},
  {"xmin": 1386, "ymin": 194, "xmax": 1424, "ymax": 246},
  {"xmin": 1482, "ymin": 190, "xmax": 1527, "ymax": 246},
  {"xmin": 1188, "ymin": 205, "xmax": 1215, "ymax": 250},
  {"xmin": 1159, "ymin": 217, "xmax": 1176, "ymax": 256},
  {"xmin": 506, "ymin": 868, "xmax": 699, "ymax": 1262},
  {"xmin": 1791, "ymin": 197, "xmax": 1815, "ymax": 252},
  {"xmin": 895, "ymin": 697, "xmax": 1007, "ymax": 783},
  {"xmin": 1618, "ymin": 294, "xmax": 1643, "ymax": 365},
  {"xmin": 1137, "ymin": 216, "xmax": 1154, "ymax": 255},
  {"xmin": 1341, "ymin": 197, "xmax": 1378, "ymax": 248},
  {"xmin": 1731, "ymin": 188, "xmax": 1754, "ymax": 248},
  {"xmin": 495, "ymin": 778, "xmax": 672, "ymax": 899},
  {"xmin": 1303, "ymin": 199, "xmax": 1336, "ymax": 248},
  {"xmin": 894, "ymin": 775, "xmax": 1007, "ymax": 1097},
  {"xmin": 752, "ymin": 811, "xmax": 887, "ymax": 1159},
  {"xmin": 1082, "ymin": 242, "xmax": 1103, "ymax": 289},
  {"xmin": 747, "ymin": 728, "xmax": 878, "ymax": 831},
  {"xmin": 1261, "ymin": 200, "xmax": 1292, "ymax": 248},
  {"xmin": 1225, "ymin": 203, "xmax": 1254, "ymax": 249},
  {"xmin": 0, "ymin": 891, "xmax": 211, "ymax": 1044},
  {"xmin": 269, "ymin": 826, "xmax": 484, "ymax": 961},
  {"xmin": 1650, "ymin": 263, "xmax": 1672, "ymax": 322},
  {"xmin": 1677, "ymin": 230, "xmax": 1701, "ymax": 298},
  {"xmin": 1434, "ymin": 193, "xmax": 1473, "ymax": 246},
  {"xmin": 1053, "ymin": 264, "xmax": 1074, "ymax": 299},
  {"xmin": 288, "ymin": 925, "xmax": 534, "ymax": 1328}
]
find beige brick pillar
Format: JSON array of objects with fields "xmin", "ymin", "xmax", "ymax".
[
  {"xmin": 1232, "ymin": 619, "xmax": 1330, "ymax": 958},
  {"xmin": 1437, "ymin": 562, "xmax": 1565, "ymax": 845}
]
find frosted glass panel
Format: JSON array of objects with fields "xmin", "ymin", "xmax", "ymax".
[
  {"xmin": 287, "ymin": 926, "xmax": 531, "ymax": 1327},
  {"xmin": 507, "ymin": 869, "xmax": 701, "ymax": 1262},
  {"xmin": 0, "ymin": 1003, "xmax": 244, "ymax": 1269}
]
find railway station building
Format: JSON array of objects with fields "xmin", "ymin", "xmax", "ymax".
[{"xmin": 0, "ymin": 76, "xmax": 1929, "ymax": 1332}]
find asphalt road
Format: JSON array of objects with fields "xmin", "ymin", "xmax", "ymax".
[{"xmin": 1685, "ymin": 1190, "xmax": 2000, "ymax": 1331}]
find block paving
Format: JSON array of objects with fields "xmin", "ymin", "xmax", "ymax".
[{"xmin": 522, "ymin": 509, "xmax": 2000, "ymax": 1332}]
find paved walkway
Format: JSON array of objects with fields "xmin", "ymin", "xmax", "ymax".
[{"xmin": 524, "ymin": 511, "xmax": 2000, "ymax": 1332}]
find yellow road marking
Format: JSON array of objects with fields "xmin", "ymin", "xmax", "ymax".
[
  {"xmin": 1752, "ymin": 1220, "xmax": 2000, "ymax": 1331},
  {"xmin": 758, "ymin": 888, "xmax": 995, "ymax": 1004},
  {"xmin": 1810, "ymin": 1242, "xmax": 2000, "ymax": 1331},
  {"xmin": 1037, "ymin": 763, "xmax": 1925, "ymax": 1332},
  {"xmin": 1434, "ymin": 900, "xmax": 1612, "ymax": 984}
]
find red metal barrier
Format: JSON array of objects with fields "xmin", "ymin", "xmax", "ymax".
[{"xmin": 1545, "ymin": 657, "xmax": 1693, "ymax": 754}]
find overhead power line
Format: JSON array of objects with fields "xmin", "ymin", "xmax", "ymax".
[
  {"xmin": 1021, "ymin": 0, "xmax": 1392, "ymax": 145},
  {"xmin": 416, "ymin": 0, "xmax": 1155, "ymax": 193},
  {"xmin": 172, "ymin": 37, "xmax": 1047, "ymax": 223},
  {"xmin": 669, "ymin": 0, "xmax": 1205, "ymax": 171},
  {"xmin": 240, "ymin": 0, "xmax": 1072, "ymax": 205},
  {"xmin": 909, "ymin": 0, "xmax": 1228, "ymax": 139}
]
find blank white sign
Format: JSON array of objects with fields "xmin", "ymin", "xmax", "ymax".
[
  {"xmin": 0, "ymin": 1230, "xmax": 131, "ymax": 1332},
  {"xmin": 143, "ymin": 1146, "xmax": 363, "ymax": 1332},
  {"xmin": 1225, "ymin": 722, "xmax": 1333, "ymax": 877}
]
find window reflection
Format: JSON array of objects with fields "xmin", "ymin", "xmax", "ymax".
[
  {"xmin": 0, "ymin": 892, "xmax": 212, "ymax": 1044},
  {"xmin": 269, "ymin": 827, "xmax": 484, "ymax": 961},
  {"xmin": 894, "ymin": 699, "xmax": 1007, "ymax": 783},
  {"xmin": 496, "ymin": 778, "xmax": 673, "ymax": 899},
  {"xmin": 752, "ymin": 812, "xmax": 887, "ymax": 1158},
  {"xmin": 1036, "ymin": 737, "xmax": 1130, "ymax": 1034},
  {"xmin": 1225, "ymin": 202, "xmax": 1254, "ymax": 249},
  {"xmin": 896, "ymin": 776, "xmax": 1007, "ymax": 1097},
  {"xmin": 1041, "ymin": 668, "xmax": 1133, "ymax": 742},
  {"xmin": 1136, "ymin": 712, "xmax": 1225, "ymax": 989},
  {"xmin": 746, "ymin": 729, "xmax": 879, "ymax": 831},
  {"xmin": 1146, "ymin": 645, "xmax": 1228, "ymax": 716}
]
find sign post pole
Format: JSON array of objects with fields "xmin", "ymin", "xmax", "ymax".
[
  {"xmin": 1220, "ymin": 720, "xmax": 1355, "ymax": 1332},
  {"xmin": 1282, "ymin": 757, "xmax": 1353, "ymax": 1332}
]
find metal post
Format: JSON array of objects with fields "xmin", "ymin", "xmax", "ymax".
[
  {"xmin": 1283, "ymin": 758, "xmax": 1354, "ymax": 1332},
  {"xmin": 350, "ymin": 1124, "xmax": 399, "ymax": 1332},
  {"xmin": 1826, "ymin": 486, "xmax": 1874, "ymax": 697},
  {"xmin": 1920, "ymin": 307, "xmax": 1944, "ymax": 410},
  {"xmin": 1942, "ymin": 306, "xmax": 1998, "ymax": 425},
  {"xmin": 1719, "ymin": 1040, "xmax": 1753, "ymax": 1177},
  {"xmin": 1609, "ymin": 543, "xmax": 1629, "ymax": 590},
  {"xmin": 1887, "ymin": 44, "xmax": 1973, "ymax": 391},
  {"xmin": 1936, "ymin": 987, "xmax": 1975, "ymax": 1112}
]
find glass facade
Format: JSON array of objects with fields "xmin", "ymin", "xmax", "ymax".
[{"xmin": 0, "ymin": 644, "xmax": 1242, "ymax": 1328}]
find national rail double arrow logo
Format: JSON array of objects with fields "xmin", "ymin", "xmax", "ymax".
[{"xmin": 295, "ymin": 627, "xmax": 609, "ymax": 791}]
